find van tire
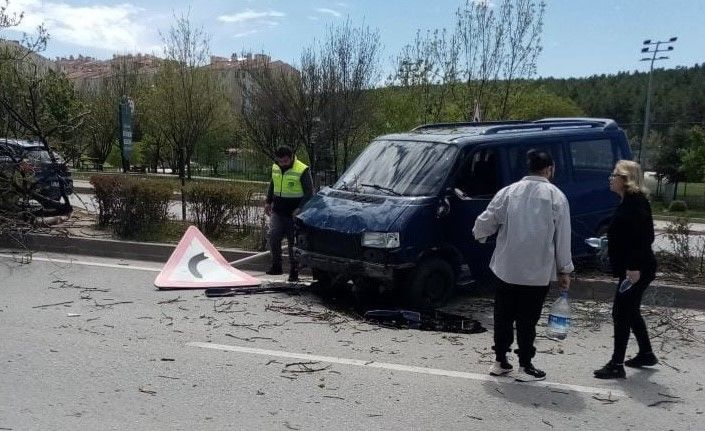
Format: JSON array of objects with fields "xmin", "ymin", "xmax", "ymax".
[{"xmin": 406, "ymin": 258, "xmax": 455, "ymax": 308}]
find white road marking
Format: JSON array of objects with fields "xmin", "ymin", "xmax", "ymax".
[
  {"xmin": 188, "ymin": 341, "xmax": 626, "ymax": 398},
  {"xmin": 0, "ymin": 254, "xmax": 161, "ymax": 272}
]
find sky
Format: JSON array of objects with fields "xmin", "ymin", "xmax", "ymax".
[{"xmin": 2, "ymin": 0, "xmax": 704, "ymax": 79}]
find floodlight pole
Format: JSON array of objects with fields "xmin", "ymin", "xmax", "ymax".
[{"xmin": 638, "ymin": 37, "xmax": 677, "ymax": 165}]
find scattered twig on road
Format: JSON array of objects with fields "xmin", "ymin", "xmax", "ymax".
[
  {"xmin": 283, "ymin": 421, "xmax": 300, "ymax": 430},
  {"xmin": 32, "ymin": 301, "xmax": 74, "ymax": 309},
  {"xmin": 93, "ymin": 300, "xmax": 133, "ymax": 308},
  {"xmin": 265, "ymin": 359, "xmax": 281, "ymax": 366},
  {"xmin": 158, "ymin": 297, "xmax": 185, "ymax": 304},
  {"xmin": 466, "ymin": 415, "xmax": 483, "ymax": 421},
  {"xmin": 265, "ymin": 304, "xmax": 348, "ymax": 326},
  {"xmin": 494, "ymin": 387, "xmax": 504, "ymax": 395},
  {"xmin": 442, "ymin": 335, "xmax": 465, "ymax": 346},
  {"xmin": 213, "ymin": 300, "xmax": 246, "ymax": 314},
  {"xmin": 323, "ymin": 395, "xmax": 345, "ymax": 400},
  {"xmin": 161, "ymin": 358, "xmax": 175, "ymax": 361},
  {"xmin": 283, "ymin": 361, "xmax": 331, "ymax": 373},
  {"xmin": 138, "ymin": 387, "xmax": 157, "ymax": 395},
  {"xmin": 225, "ymin": 333, "xmax": 278, "ymax": 343},
  {"xmin": 157, "ymin": 375, "xmax": 180, "ymax": 380},
  {"xmin": 228, "ymin": 322, "xmax": 260, "ymax": 333},
  {"xmin": 592, "ymin": 393, "xmax": 618, "ymax": 404},
  {"xmin": 542, "ymin": 418, "xmax": 554, "ymax": 428},
  {"xmin": 657, "ymin": 392, "xmax": 681, "ymax": 399},
  {"xmin": 660, "ymin": 360, "xmax": 681, "ymax": 373},
  {"xmin": 550, "ymin": 390, "xmax": 570, "ymax": 395},
  {"xmin": 648, "ymin": 400, "xmax": 681, "ymax": 407}
]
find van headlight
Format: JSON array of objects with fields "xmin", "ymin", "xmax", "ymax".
[{"xmin": 362, "ymin": 232, "xmax": 400, "ymax": 249}]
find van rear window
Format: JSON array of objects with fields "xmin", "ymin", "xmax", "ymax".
[{"xmin": 570, "ymin": 139, "xmax": 613, "ymax": 180}]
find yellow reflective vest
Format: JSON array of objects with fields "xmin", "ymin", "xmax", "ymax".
[{"xmin": 272, "ymin": 159, "xmax": 308, "ymax": 199}]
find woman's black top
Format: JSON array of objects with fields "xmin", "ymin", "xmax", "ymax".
[{"xmin": 607, "ymin": 191, "xmax": 657, "ymax": 277}]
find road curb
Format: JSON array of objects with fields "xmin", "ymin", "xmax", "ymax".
[
  {"xmin": 1, "ymin": 233, "xmax": 258, "ymax": 265},
  {"xmin": 568, "ymin": 276, "xmax": 705, "ymax": 310},
  {"xmin": 3, "ymin": 233, "xmax": 703, "ymax": 309}
]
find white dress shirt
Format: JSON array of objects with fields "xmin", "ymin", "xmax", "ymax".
[{"xmin": 472, "ymin": 176, "xmax": 574, "ymax": 286}]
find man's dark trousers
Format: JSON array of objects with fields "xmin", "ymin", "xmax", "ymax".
[
  {"xmin": 269, "ymin": 212, "xmax": 295, "ymax": 271},
  {"xmin": 493, "ymin": 279, "xmax": 549, "ymax": 365}
]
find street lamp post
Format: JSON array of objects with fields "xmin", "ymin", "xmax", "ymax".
[{"xmin": 638, "ymin": 36, "xmax": 677, "ymax": 165}]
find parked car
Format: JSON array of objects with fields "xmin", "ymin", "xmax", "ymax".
[
  {"xmin": 295, "ymin": 118, "xmax": 631, "ymax": 307},
  {"xmin": 0, "ymin": 138, "xmax": 74, "ymax": 211}
]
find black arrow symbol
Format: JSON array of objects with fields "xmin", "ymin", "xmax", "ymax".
[{"xmin": 188, "ymin": 252, "xmax": 208, "ymax": 278}]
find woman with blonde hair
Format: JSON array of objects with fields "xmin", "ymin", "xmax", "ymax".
[{"xmin": 594, "ymin": 160, "xmax": 658, "ymax": 379}]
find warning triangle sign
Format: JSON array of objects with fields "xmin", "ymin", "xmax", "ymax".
[{"xmin": 155, "ymin": 225, "xmax": 261, "ymax": 290}]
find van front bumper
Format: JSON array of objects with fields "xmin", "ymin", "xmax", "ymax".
[{"xmin": 294, "ymin": 248, "xmax": 414, "ymax": 281}]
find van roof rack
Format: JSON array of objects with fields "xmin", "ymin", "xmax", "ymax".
[
  {"xmin": 483, "ymin": 118, "xmax": 617, "ymax": 135},
  {"xmin": 412, "ymin": 120, "xmax": 527, "ymax": 132},
  {"xmin": 411, "ymin": 118, "xmax": 618, "ymax": 134}
]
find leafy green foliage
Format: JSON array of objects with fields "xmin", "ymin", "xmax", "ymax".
[
  {"xmin": 668, "ymin": 200, "xmax": 688, "ymax": 212},
  {"xmin": 89, "ymin": 174, "xmax": 173, "ymax": 237},
  {"xmin": 185, "ymin": 182, "xmax": 259, "ymax": 238}
]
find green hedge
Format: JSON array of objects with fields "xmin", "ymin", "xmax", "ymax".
[
  {"xmin": 89, "ymin": 175, "xmax": 122, "ymax": 226},
  {"xmin": 89, "ymin": 174, "xmax": 173, "ymax": 238},
  {"xmin": 668, "ymin": 200, "xmax": 688, "ymax": 212},
  {"xmin": 186, "ymin": 182, "xmax": 261, "ymax": 238}
]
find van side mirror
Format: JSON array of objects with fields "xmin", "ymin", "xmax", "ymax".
[{"xmin": 437, "ymin": 195, "xmax": 451, "ymax": 218}]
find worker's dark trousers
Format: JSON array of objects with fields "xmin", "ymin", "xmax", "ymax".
[
  {"xmin": 493, "ymin": 279, "xmax": 549, "ymax": 366},
  {"xmin": 269, "ymin": 212, "xmax": 296, "ymax": 270},
  {"xmin": 611, "ymin": 270, "xmax": 656, "ymax": 364}
]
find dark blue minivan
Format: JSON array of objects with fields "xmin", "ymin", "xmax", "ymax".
[{"xmin": 295, "ymin": 118, "xmax": 631, "ymax": 307}]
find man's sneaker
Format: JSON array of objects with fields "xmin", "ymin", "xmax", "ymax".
[
  {"xmin": 515, "ymin": 364, "xmax": 546, "ymax": 382},
  {"xmin": 624, "ymin": 352, "xmax": 658, "ymax": 368},
  {"xmin": 593, "ymin": 361, "xmax": 626, "ymax": 379},
  {"xmin": 489, "ymin": 361, "xmax": 513, "ymax": 376},
  {"xmin": 287, "ymin": 270, "xmax": 299, "ymax": 282},
  {"xmin": 266, "ymin": 266, "xmax": 283, "ymax": 276}
]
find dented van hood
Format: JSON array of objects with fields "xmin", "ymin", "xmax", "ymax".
[{"xmin": 297, "ymin": 188, "xmax": 428, "ymax": 233}]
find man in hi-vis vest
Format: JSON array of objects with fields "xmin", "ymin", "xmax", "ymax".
[{"xmin": 265, "ymin": 146, "xmax": 314, "ymax": 281}]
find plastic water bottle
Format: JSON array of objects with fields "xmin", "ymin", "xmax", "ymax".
[
  {"xmin": 585, "ymin": 237, "xmax": 608, "ymax": 250},
  {"xmin": 618, "ymin": 278, "xmax": 633, "ymax": 293},
  {"xmin": 546, "ymin": 292, "xmax": 571, "ymax": 340}
]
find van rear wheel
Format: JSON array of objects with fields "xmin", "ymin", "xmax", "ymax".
[{"xmin": 406, "ymin": 258, "xmax": 455, "ymax": 308}]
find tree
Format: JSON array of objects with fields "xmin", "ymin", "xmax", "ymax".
[
  {"xmin": 78, "ymin": 55, "xmax": 145, "ymax": 169},
  {"xmin": 313, "ymin": 19, "xmax": 381, "ymax": 175},
  {"xmin": 156, "ymin": 13, "xmax": 221, "ymax": 180},
  {"xmin": 391, "ymin": 0, "xmax": 545, "ymax": 122},
  {"xmin": 0, "ymin": 6, "xmax": 85, "ymax": 214},
  {"xmin": 237, "ymin": 19, "xmax": 381, "ymax": 183},
  {"xmin": 680, "ymin": 126, "xmax": 705, "ymax": 183},
  {"xmin": 236, "ymin": 55, "xmax": 301, "ymax": 160},
  {"xmin": 652, "ymin": 125, "xmax": 688, "ymax": 199}
]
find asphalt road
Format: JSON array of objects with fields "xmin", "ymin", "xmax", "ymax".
[{"xmin": 1, "ymin": 252, "xmax": 704, "ymax": 430}]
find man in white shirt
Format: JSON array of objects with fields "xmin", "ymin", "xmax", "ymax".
[{"xmin": 473, "ymin": 150, "xmax": 573, "ymax": 382}]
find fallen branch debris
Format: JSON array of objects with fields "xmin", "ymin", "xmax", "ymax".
[
  {"xmin": 283, "ymin": 361, "xmax": 331, "ymax": 373},
  {"xmin": 32, "ymin": 301, "xmax": 73, "ymax": 309}
]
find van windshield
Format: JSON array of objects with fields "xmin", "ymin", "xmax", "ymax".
[{"xmin": 334, "ymin": 140, "xmax": 457, "ymax": 197}]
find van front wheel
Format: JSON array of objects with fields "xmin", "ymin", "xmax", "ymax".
[{"xmin": 406, "ymin": 258, "xmax": 455, "ymax": 308}]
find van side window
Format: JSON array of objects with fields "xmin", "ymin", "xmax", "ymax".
[
  {"xmin": 455, "ymin": 148, "xmax": 501, "ymax": 198},
  {"xmin": 569, "ymin": 139, "xmax": 613, "ymax": 181},
  {"xmin": 508, "ymin": 143, "xmax": 559, "ymax": 182}
]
